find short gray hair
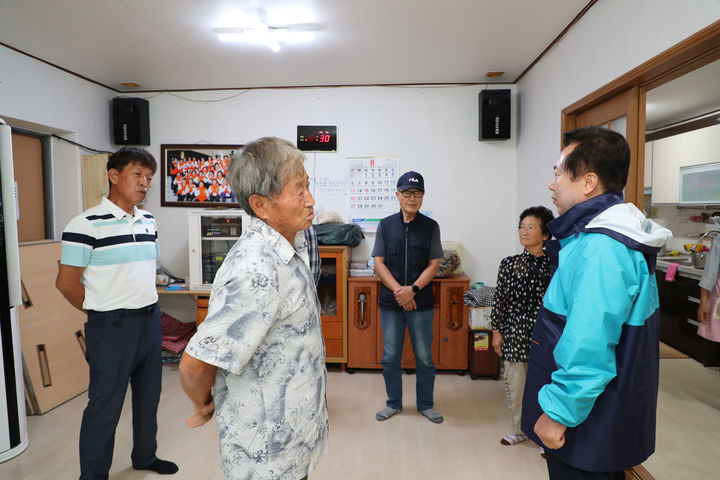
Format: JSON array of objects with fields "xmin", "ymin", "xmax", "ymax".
[{"xmin": 227, "ymin": 137, "xmax": 306, "ymax": 216}]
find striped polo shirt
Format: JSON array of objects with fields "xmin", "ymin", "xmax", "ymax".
[{"xmin": 60, "ymin": 197, "xmax": 159, "ymax": 311}]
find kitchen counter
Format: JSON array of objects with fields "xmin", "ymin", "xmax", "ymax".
[{"xmin": 656, "ymin": 256, "xmax": 704, "ymax": 280}]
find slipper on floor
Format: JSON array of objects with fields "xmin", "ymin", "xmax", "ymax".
[{"xmin": 500, "ymin": 433, "xmax": 528, "ymax": 445}]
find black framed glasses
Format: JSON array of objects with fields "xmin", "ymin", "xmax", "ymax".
[{"xmin": 400, "ymin": 190, "xmax": 424, "ymax": 198}]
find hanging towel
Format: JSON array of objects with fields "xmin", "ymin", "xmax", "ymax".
[{"xmin": 664, "ymin": 263, "xmax": 678, "ymax": 282}]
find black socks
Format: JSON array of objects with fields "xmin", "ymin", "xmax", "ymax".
[{"xmin": 134, "ymin": 459, "xmax": 179, "ymax": 475}]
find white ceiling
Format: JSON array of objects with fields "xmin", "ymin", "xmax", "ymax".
[
  {"xmin": 645, "ymin": 59, "xmax": 720, "ymax": 130},
  {"xmin": 2, "ymin": 0, "xmax": 716, "ymax": 129},
  {"xmin": 0, "ymin": 0, "xmax": 590, "ymax": 91}
]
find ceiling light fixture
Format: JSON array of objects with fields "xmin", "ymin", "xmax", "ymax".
[{"xmin": 214, "ymin": 24, "xmax": 314, "ymax": 52}]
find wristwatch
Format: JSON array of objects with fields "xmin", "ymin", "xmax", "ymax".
[{"xmin": 411, "ymin": 284, "xmax": 420, "ymax": 294}]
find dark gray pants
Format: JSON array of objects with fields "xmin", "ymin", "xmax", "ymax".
[{"xmin": 79, "ymin": 304, "xmax": 162, "ymax": 480}]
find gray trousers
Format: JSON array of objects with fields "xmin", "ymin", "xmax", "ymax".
[{"xmin": 502, "ymin": 360, "xmax": 528, "ymax": 434}]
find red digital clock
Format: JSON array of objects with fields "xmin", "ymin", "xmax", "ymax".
[{"xmin": 297, "ymin": 125, "xmax": 337, "ymax": 151}]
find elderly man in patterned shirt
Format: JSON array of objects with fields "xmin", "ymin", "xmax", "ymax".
[{"xmin": 179, "ymin": 137, "xmax": 328, "ymax": 480}]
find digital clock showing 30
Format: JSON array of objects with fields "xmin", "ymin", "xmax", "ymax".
[{"xmin": 297, "ymin": 125, "xmax": 337, "ymax": 151}]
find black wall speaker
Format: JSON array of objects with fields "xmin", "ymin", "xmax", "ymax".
[
  {"xmin": 112, "ymin": 97, "xmax": 150, "ymax": 145},
  {"xmin": 479, "ymin": 89, "xmax": 511, "ymax": 140}
]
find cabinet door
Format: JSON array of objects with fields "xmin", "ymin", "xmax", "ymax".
[
  {"xmin": 347, "ymin": 280, "xmax": 379, "ymax": 368},
  {"xmin": 437, "ymin": 281, "xmax": 469, "ymax": 369},
  {"xmin": 318, "ymin": 248, "xmax": 347, "ymax": 362}
]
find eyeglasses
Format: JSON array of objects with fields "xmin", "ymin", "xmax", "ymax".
[{"xmin": 400, "ymin": 190, "xmax": 424, "ymax": 198}]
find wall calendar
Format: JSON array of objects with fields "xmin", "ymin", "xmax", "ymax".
[{"xmin": 347, "ymin": 157, "xmax": 398, "ymax": 232}]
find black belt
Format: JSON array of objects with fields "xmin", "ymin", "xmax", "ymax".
[{"xmin": 88, "ymin": 303, "xmax": 158, "ymax": 316}]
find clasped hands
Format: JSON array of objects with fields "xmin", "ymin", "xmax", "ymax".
[{"xmin": 393, "ymin": 285, "xmax": 417, "ymax": 311}]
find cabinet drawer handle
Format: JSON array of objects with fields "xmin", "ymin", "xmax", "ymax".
[
  {"xmin": 686, "ymin": 318, "xmax": 701, "ymax": 327},
  {"xmin": 355, "ymin": 293, "xmax": 370, "ymax": 330},
  {"xmin": 687, "ymin": 296, "xmax": 700, "ymax": 304}
]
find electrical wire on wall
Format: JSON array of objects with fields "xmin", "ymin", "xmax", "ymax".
[{"xmin": 50, "ymin": 134, "xmax": 112, "ymax": 155}]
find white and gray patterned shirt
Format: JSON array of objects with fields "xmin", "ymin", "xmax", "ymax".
[{"xmin": 185, "ymin": 216, "xmax": 328, "ymax": 480}]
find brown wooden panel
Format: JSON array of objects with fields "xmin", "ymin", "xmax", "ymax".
[
  {"xmin": 18, "ymin": 241, "xmax": 88, "ymax": 413},
  {"xmin": 11, "ymin": 133, "xmax": 45, "ymax": 241},
  {"xmin": 438, "ymin": 281, "xmax": 469, "ymax": 369},
  {"xmin": 321, "ymin": 320, "xmax": 343, "ymax": 339},
  {"xmin": 347, "ymin": 280, "xmax": 379, "ymax": 368},
  {"xmin": 319, "ymin": 246, "xmax": 349, "ymax": 363},
  {"xmin": 195, "ymin": 296, "xmax": 209, "ymax": 326},
  {"xmin": 325, "ymin": 339, "xmax": 343, "ymax": 358}
]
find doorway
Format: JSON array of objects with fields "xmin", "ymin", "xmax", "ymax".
[{"xmin": 11, "ymin": 130, "xmax": 52, "ymax": 242}]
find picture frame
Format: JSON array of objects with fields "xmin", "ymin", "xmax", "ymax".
[{"xmin": 160, "ymin": 144, "xmax": 244, "ymax": 207}]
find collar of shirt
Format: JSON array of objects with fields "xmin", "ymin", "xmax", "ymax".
[
  {"xmin": 248, "ymin": 216, "xmax": 308, "ymax": 266},
  {"xmin": 101, "ymin": 196, "xmax": 143, "ymax": 221}
]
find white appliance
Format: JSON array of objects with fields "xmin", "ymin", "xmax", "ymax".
[
  {"xmin": 187, "ymin": 209, "xmax": 248, "ymax": 290},
  {"xmin": 0, "ymin": 119, "xmax": 29, "ymax": 462}
]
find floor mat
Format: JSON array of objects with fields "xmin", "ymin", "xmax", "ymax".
[{"xmin": 659, "ymin": 341, "xmax": 689, "ymax": 359}]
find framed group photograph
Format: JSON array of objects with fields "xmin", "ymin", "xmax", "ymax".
[{"xmin": 160, "ymin": 144, "xmax": 244, "ymax": 207}]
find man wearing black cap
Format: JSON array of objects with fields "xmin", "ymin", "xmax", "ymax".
[{"xmin": 371, "ymin": 171, "xmax": 444, "ymax": 423}]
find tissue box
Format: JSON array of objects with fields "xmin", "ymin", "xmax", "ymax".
[{"xmin": 470, "ymin": 306, "xmax": 493, "ymax": 329}]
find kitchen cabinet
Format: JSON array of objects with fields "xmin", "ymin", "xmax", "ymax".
[
  {"xmin": 650, "ymin": 122, "xmax": 720, "ymax": 204},
  {"xmin": 656, "ymin": 268, "xmax": 720, "ymax": 366},
  {"xmin": 644, "ymin": 141, "xmax": 653, "ymax": 190},
  {"xmin": 347, "ymin": 274, "xmax": 470, "ymax": 371},
  {"xmin": 318, "ymin": 245, "xmax": 350, "ymax": 364}
]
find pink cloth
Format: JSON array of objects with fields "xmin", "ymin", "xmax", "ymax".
[
  {"xmin": 698, "ymin": 275, "xmax": 720, "ymax": 342},
  {"xmin": 664, "ymin": 263, "xmax": 679, "ymax": 282},
  {"xmin": 161, "ymin": 312, "xmax": 196, "ymax": 354}
]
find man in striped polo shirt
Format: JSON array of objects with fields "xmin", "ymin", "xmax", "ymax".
[{"xmin": 56, "ymin": 147, "xmax": 178, "ymax": 479}]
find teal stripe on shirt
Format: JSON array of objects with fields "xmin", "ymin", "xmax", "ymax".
[
  {"xmin": 61, "ymin": 243, "xmax": 92, "ymax": 267},
  {"xmin": 88, "ymin": 243, "xmax": 158, "ymax": 266},
  {"xmin": 92, "ymin": 219, "xmax": 132, "ymax": 227},
  {"xmin": 91, "ymin": 218, "xmax": 155, "ymax": 228}
]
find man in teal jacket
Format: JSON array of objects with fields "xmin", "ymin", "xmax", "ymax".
[{"xmin": 522, "ymin": 127, "xmax": 672, "ymax": 479}]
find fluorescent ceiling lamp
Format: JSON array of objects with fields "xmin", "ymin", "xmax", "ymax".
[{"xmin": 215, "ymin": 21, "xmax": 314, "ymax": 52}]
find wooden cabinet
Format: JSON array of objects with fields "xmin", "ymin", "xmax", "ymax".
[
  {"xmin": 347, "ymin": 274, "xmax": 470, "ymax": 370},
  {"xmin": 650, "ymin": 123, "xmax": 720, "ymax": 204},
  {"xmin": 318, "ymin": 245, "xmax": 350, "ymax": 363},
  {"xmin": 656, "ymin": 271, "xmax": 720, "ymax": 366}
]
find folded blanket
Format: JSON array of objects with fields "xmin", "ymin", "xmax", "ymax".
[
  {"xmin": 161, "ymin": 312, "xmax": 196, "ymax": 354},
  {"xmin": 463, "ymin": 286, "xmax": 496, "ymax": 307}
]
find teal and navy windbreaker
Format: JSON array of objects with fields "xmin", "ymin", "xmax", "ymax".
[{"xmin": 521, "ymin": 193, "xmax": 672, "ymax": 472}]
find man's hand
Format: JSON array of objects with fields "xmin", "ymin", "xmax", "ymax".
[
  {"xmin": 491, "ymin": 330, "xmax": 503, "ymax": 357},
  {"xmin": 534, "ymin": 412, "xmax": 567, "ymax": 449},
  {"xmin": 394, "ymin": 286, "xmax": 416, "ymax": 309},
  {"xmin": 186, "ymin": 397, "xmax": 215, "ymax": 428},
  {"xmin": 179, "ymin": 352, "xmax": 218, "ymax": 429}
]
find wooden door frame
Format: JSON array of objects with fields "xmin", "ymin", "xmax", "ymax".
[{"xmin": 561, "ymin": 19, "xmax": 720, "ymax": 208}]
